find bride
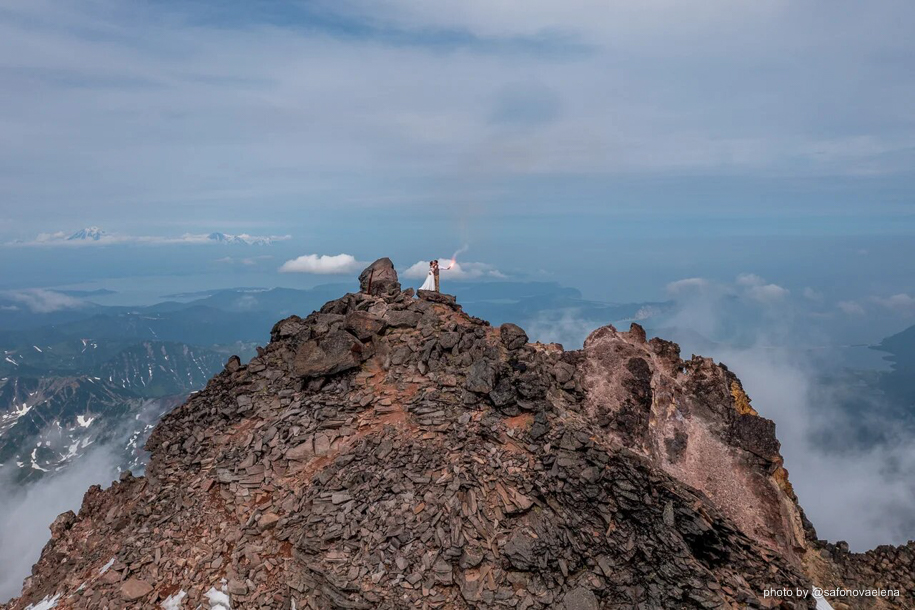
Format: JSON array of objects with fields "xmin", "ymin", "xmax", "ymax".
[{"xmin": 420, "ymin": 260, "xmax": 437, "ymax": 291}]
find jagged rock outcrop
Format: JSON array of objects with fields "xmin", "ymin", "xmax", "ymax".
[
  {"xmin": 3, "ymin": 262, "xmax": 911, "ymax": 609},
  {"xmin": 580, "ymin": 325, "xmax": 807, "ymax": 564},
  {"xmin": 359, "ymin": 257, "xmax": 400, "ymax": 297}
]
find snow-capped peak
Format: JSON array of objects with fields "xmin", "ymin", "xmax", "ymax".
[
  {"xmin": 67, "ymin": 227, "xmax": 107, "ymax": 241},
  {"xmin": 206, "ymin": 232, "xmax": 275, "ymax": 246}
]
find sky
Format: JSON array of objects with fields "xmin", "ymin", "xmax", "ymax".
[
  {"xmin": 1, "ymin": 0, "xmax": 914, "ymax": 237},
  {"xmin": 2, "ymin": 2, "xmax": 915, "ymax": 586},
  {"xmin": 0, "ymin": 0, "xmax": 913, "ymax": 331},
  {"xmin": 0, "ymin": 0, "xmax": 912, "ymax": 325}
]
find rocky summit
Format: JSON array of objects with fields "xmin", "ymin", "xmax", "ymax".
[{"xmin": 3, "ymin": 259, "xmax": 913, "ymax": 609}]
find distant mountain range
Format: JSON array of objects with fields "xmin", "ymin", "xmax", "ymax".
[
  {"xmin": 0, "ymin": 339, "xmax": 225, "ymax": 485},
  {"xmin": 7, "ymin": 227, "xmax": 291, "ymax": 247},
  {"xmin": 0, "ymin": 375, "xmax": 184, "ymax": 485}
]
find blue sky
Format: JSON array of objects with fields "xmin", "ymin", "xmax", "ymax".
[{"xmin": 1, "ymin": 0, "xmax": 914, "ymax": 317}]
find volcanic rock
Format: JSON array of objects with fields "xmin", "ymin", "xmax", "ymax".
[
  {"xmin": 3, "ymin": 263, "xmax": 910, "ymax": 610},
  {"xmin": 119, "ymin": 578, "xmax": 152, "ymax": 601},
  {"xmin": 294, "ymin": 329, "xmax": 371, "ymax": 377},
  {"xmin": 499, "ymin": 322, "xmax": 528, "ymax": 350},
  {"xmin": 358, "ymin": 257, "xmax": 400, "ymax": 296}
]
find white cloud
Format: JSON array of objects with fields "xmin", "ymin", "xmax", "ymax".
[
  {"xmin": 745, "ymin": 283, "xmax": 789, "ymax": 303},
  {"xmin": 712, "ymin": 346, "xmax": 915, "ymax": 550},
  {"xmin": 870, "ymin": 293, "xmax": 915, "ymax": 314},
  {"xmin": 1, "ymin": 289, "xmax": 85, "ymax": 313},
  {"xmin": 733, "ymin": 274, "xmax": 789, "ymax": 303},
  {"xmin": 802, "ymin": 287, "xmax": 823, "ymax": 301},
  {"xmin": 0, "ymin": 447, "xmax": 120, "ymax": 601},
  {"xmin": 837, "ymin": 300, "xmax": 865, "ymax": 316},
  {"xmin": 215, "ymin": 255, "xmax": 272, "ymax": 266},
  {"xmin": 278, "ymin": 254, "xmax": 364, "ymax": 274},
  {"xmin": 736, "ymin": 273, "xmax": 765, "ymax": 287},
  {"xmin": 403, "ymin": 259, "xmax": 505, "ymax": 280},
  {"xmin": 665, "ymin": 277, "xmax": 709, "ymax": 295}
]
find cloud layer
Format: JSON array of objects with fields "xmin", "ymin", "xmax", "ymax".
[
  {"xmin": 0, "ymin": 448, "xmax": 120, "ymax": 601},
  {"xmin": 1, "ymin": 1, "xmax": 914, "ymax": 236},
  {"xmin": 0, "ymin": 289, "xmax": 85, "ymax": 313}
]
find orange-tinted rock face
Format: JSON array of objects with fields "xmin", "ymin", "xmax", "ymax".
[{"xmin": 580, "ymin": 323, "xmax": 808, "ymax": 562}]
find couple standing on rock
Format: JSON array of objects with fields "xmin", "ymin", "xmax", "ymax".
[
  {"xmin": 358, "ymin": 257, "xmax": 449, "ymax": 297},
  {"xmin": 420, "ymin": 259, "xmax": 451, "ymax": 293}
]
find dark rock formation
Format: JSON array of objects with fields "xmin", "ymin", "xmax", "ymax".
[
  {"xmin": 359, "ymin": 257, "xmax": 400, "ymax": 296},
  {"xmin": 2, "ymin": 260, "xmax": 910, "ymax": 610}
]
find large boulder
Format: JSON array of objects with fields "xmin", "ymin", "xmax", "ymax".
[
  {"xmin": 344, "ymin": 311, "xmax": 387, "ymax": 341},
  {"xmin": 120, "ymin": 578, "xmax": 153, "ymax": 601},
  {"xmin": 500, "ymin": 323, "xmax": 528, "ymax": 350},
  {"xmin": 359, "ymin": 258, "xmax": 400, "ymax": 296},
  {"xmin": 294, "ymin": 330, "xmax": 372, "ymax": 377}
]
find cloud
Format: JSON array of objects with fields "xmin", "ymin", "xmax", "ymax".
[
  {"xmin": 1, "ymin": 0, "xmax": 914, "ymax": 233},
  {"xmin": 736, "ymin": 273, "xmax": 765, "ymax": 287},
  {"xmin": 522, "ymin": 308, "xmax": 601, "ymax": 349},
  {"xmin": 0, "ymin": 447, "xmax": 120, "ymax": 601},
  {"xmin": 658, "ymin": 278, "xmax": 915, "ymax": 549},
  {"xmin": 745, "ymin": 283, "xmax": 789, "ymax": 303},
  {"xmin": 1, "ymin": 289, "xmax": 86, "ymax": 313},
  {"xmin": 214, "ymin": 255, "xmax": 272, "ymax": 267},
  {"xmin": 665, "ymin": 277, "xmax": 709, "ymax": 295},
  {"xmin": 870, "ymin": 293, "xmax": 915, "ymax": 315},
  {"xmin": 837, "ymin": 300, "xmax": 866, "ymax": 316},
  {"xmin": 733, "ymin": 274, "xmax": 789, "ymax": 303},
  {"xmin": 9, "ymin": 229, "xmax": 291, "ymax": 247},
  {"xmin": 711, "ymin": 345, "xmax": 915, "ymax": 550},
  {"xmin": 278, "ymin": 254, "xmax": 364, "ymax": 274},
  {"xmin": 403, "ymin": 259, "xmax": 505, "ymax": 280},
  {"xmin": 802, "ymin": 287, "xmax": 823, "ymax": 302}
]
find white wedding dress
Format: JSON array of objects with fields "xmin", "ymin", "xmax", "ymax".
[{"xmin": 420, "ymin": 270, "xmax": 435, "ymax": 291}]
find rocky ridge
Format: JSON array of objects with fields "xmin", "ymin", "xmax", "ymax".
[{"xmin": 3, "ymin": 259, "xmax": 912, "ymax": 609}]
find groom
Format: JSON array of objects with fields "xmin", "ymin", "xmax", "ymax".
[{"xmin": 432, "ymin": 260, "xmax": 440, "ymax": 292}]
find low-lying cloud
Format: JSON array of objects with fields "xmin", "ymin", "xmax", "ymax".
[
  {"xmin": 745, "ymin": 283, "xmax": 789, "ymax": 303},
  {"xmin": 838, "ymin": 300, "xmax": 866, "ymax": 316},
  {"xmin": 0, "ymin": 448, "xmax": 121, "ymax": 602},
  {"xmin": 1, "ymin": 289, "xmax": 86, "ymax": 313},
  {"xmin": 278, "ymin": 253, "xmax": 364, "ymax": 274},
  {"xmin": 871, "ymin": 293, "xmax": 915, "ymax": 315},
  {"xmin": 665, "ymin": 277, "xmax": 710, "ymax": 295},
  {"xmin": 214, "ymin": 255, "xmax": 273, "ymax": 267},
  {"xmin": 711, "ymin": 346, "xmax": 915, "ymax": 550}
]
